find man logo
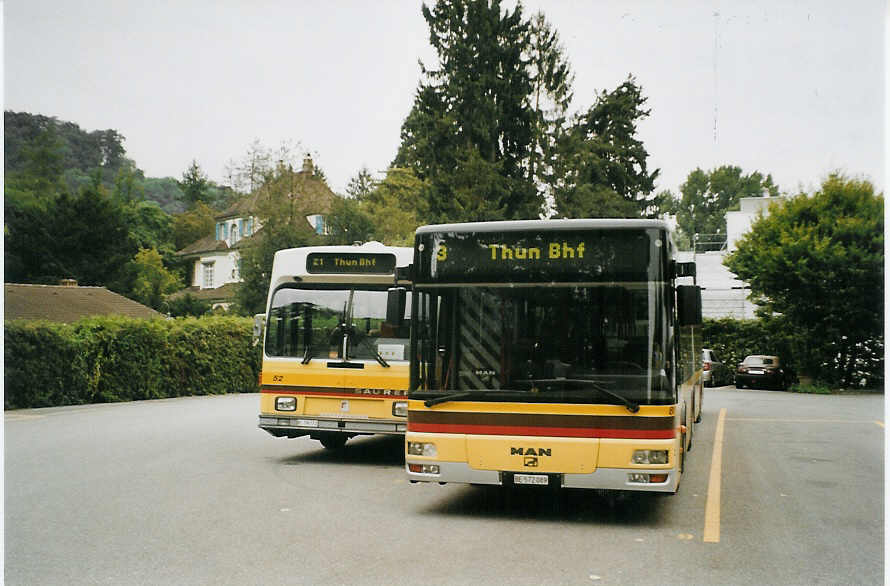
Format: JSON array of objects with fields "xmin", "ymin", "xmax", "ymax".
[
  {"xmin": 510, "ymin": 447, "xmax": 551, "ymax": 457},
  {"xmin": 524, "ymin": 456, "xmax": 538, "ymax": 467}
]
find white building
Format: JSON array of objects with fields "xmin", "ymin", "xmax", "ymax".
[
  {"xmin": 680, "ymin": 195, "xmax": 789, "ymax": 319},
  {"xmin": 172, "ymin": 158, "xmax": 334, "ymax": 309}
]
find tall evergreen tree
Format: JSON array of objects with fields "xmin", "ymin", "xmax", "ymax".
[
  {"xmin": 396, "ymin": 0, "xmax": 539, "ymax": 222},
  {"xmin": 552, "ymin": 76, "xmax": 659, "ymax": 218},
  {"xmin": 526, "ymin": 11, "xmax": 574, "ymax": 200},
  {"xmin": 178, "ymin": 159, "xmax": 211, "ymax": 208}
]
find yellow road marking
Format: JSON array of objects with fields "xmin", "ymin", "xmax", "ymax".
[{"xmin": 703, "ymin": 407, "xmax": 726, "ymax": 543}]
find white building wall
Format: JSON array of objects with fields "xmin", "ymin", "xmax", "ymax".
[
  {"xmin": 192, "ymin": 251, "xmax": 241, "ymax": 289},
  {"xmin": 726, "ymin": 196, "xmax": 787, "ymax": 252}
]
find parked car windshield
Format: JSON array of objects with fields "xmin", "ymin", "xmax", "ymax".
[{"xmin": 743, "ymin": 356, "xmax": 777, "ymax": 366}]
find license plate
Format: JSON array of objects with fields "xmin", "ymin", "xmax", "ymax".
[
  {"xmin": 748, "ymin": 369, "xmax": 765, "ymax": 375},
  {"xmin": 513, "ymin": 474, "xmax": 549, "ymax": 486},
  {"xmin": 295, "ymin": 419, "xmax": 319, "ymax": 428}
]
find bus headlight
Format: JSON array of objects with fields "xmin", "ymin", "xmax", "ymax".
[
  {"xmin": 392, "ymin": 401, "xmax": 408, "ymax": 417},
  {"xmin": 275, "ymin": 397, "xmax": 297, "ymax": 411},
  {"xmin": 407, "ymin": 442, "xmax": 437, "ymax": 457},
  {"xmin": 632, "ymin": 449, "xmax": 669, "ymax": 465}
]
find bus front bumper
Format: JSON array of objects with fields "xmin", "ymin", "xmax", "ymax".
[
  {"xmin": 406, "ymin": 461, "xmax": 678, "ymax": 493},
  {"xmin": 259, "ymin": 415, "xmax": 407, "ymax": 437}
]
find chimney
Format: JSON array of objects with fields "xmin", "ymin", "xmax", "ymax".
[
  {"xmin": 59, "ymin": 278, "xmax": 78, "ymax": 287},
  {"xmin": 302, "ymin": 157, "xmax": 313, "ymax": 174}
]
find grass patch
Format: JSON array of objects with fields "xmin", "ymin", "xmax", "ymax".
[{"xmin": 789, "ymin": 382, "xmax": 833, "ymax": 394}]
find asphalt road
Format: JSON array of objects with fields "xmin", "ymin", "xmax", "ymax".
[{"xmin": 5, "ymin": 388, "xmax": 884, "ymax": 585}]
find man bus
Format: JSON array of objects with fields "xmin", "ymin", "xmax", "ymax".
[
  {"xmin": 403, "ymin": 219, "xmax": 702, "ymax": 492},
  {"xmin": 258, "ymin": 242, "xmax": 413, "ymax": 449}
]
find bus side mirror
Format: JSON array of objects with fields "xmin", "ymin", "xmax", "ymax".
[
  {"xmin": 386, "ymin": 287, "xmax": 406, "ymax": 327},
  {"xmin": 674, "ymin": 261, "xmax": 697, "ymax": 281},
  {"xmin": 677, "ymin": 285, "xmax": 702, "ymax": 326},
  {"xmin": 252, "ymin": 313, "xmax": 266, "ymax": 347}
]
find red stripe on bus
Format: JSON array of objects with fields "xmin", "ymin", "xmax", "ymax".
[{"xmin": 406, "ymin": 422, "xmax": 675, "ymax": 439}]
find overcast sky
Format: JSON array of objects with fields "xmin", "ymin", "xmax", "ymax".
[{"xmin": 4, "ymin": 0, "xmax": 885, "ymax": 198}]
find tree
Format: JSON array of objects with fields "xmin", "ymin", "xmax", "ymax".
[
  {"xmin": 551, "ymin": 76, "xmax": 659, "ymax": 218},
  {"xmin": 178, "ymin": 160, "xmax": 210, "ymax": 208},
  {"xmin": 526, "ymin": 11, "xmax": 573, "ymax": 199},
  {"xmin": 165, "ymin": 293, "xmax": 212, "ymax": 317},
  {"xmin": 671, "ymin": 165, "xmax": 779, "ymax": 247},
  {"xmin": 345, "ymin": 166, "xmax": 377, "ymax": 201},
  {"xmin": 326, "ymin": 195, "xmax": 377, "ymax": 245},
  {"xmin": 173, "ymin": 201, "xmax": 217, "ymax": 250},
  {"xmin": 364, "ymin": 167, "xmax": 428, "ymax": 246},
  {"xmin": 724, "ymin": 174, "xmax": 883, "ymax": 387},
  {"xmin": 126, "ymin": 248, "xmax": 183, "ymax": 310},
  {"xmin": 234, "ymin": 163, "xmax": 329, "ymax": 314},
  {"xmin": 396, "ymin": 0, "xmax": 539, "ymax": 222}
]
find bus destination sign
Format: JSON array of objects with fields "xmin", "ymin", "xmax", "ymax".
[
  {"xmin": 306, "ymin": 252, "xmax": 397, "ymax": 275},
  {"xmin": 418, "ymin": 229, "xmax": 658, "ymax": 284}
]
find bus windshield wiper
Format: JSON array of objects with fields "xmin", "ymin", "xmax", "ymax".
[
  {"xmin": 518, "ymin": 378, "xmax": 640, "ymax": 413},
  {"xmin": 363, "ymin": 339, "xmax": 389, "ymax": 368},
  {"xmin": 422, "ymin": 389, "xmax": 531, "ymax": 407},
  {"xmin": 301, "ymin": 345, "xmax": 314, "ymax": 365},
  {"xmin": 424, "ymin": 391, "xmax": 474, "ymax": 407}
]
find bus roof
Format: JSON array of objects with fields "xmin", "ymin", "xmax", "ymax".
[
  {"xmin": 416, "ymin": 218, "xmax": 671, "ymax": 235},
  {"xmin": 269, "ymin": 242, "xmax": 413, "ymax": 287}
]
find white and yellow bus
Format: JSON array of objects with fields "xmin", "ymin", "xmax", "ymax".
[
  {"xmin": 258, "ymin": 242, "xmax": 413, "ymax": 449},
  {"xmin": 404, "ymin": 219, "xmax": 703, "ymax": 492}
]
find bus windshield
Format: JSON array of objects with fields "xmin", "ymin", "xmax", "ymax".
[
  {"xmin": 414, "ymin": 282, "xmax": 672, "ymax": 405},
  {"xmin": 266, "ymin": 286, "xmax": 411, "ymax": 362}
]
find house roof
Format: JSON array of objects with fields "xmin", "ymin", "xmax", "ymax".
[
  {"xmin": 5, "ymin": 284, "xmax": 162, "ymax": 323},
  {"xmin": 176, "ymin": 234, "xmax": 231, "ymax": 257},
  {"xmin": 167, "ymin": 283, "xmax": 239, "ymax": 303},
  {"xmin": 177, "ymin": 165, "xmax": 337, "ymax": 256},
  {"xmin": 215, "ymin": 194, "xmax": 257, "ymax": 220}
]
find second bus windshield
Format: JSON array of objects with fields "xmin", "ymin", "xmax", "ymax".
[
  {"xmin": 415, "ymin": 283, "xmax": 673, "ymax": 404},
  {"xmin": 266, "ymin": 286, "xmax": 411, "ymax": 362}
]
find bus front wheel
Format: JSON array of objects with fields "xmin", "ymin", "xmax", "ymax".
[{"xmin": 319, "ymin": 434, "xmax": 347, "ymax": 450}]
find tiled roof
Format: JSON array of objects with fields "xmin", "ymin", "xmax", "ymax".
[
  {"xmin": 216, "ymin": 194, "xmax": 257, "ymax": 220},
  {"xmin": 176, "ymin": 234, "xmax": 230, "ymax": 256},
  {"xmin": 5, "ymin": 284, "xmax": 162, "ymax": 323},
  {"xmin": 167, "ymin": 283, "xmax": 238, "ymax": 303}
]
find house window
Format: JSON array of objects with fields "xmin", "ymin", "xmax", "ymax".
[{"xmin": 202, "ymin": 262, "xmax": 215, "ymax": 289}]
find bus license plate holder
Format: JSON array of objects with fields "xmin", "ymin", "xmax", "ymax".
[{"xmin": 513, "ymin": 473, "xmax": 549, "ymax": 486}]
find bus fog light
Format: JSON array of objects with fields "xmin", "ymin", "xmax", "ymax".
[
  {"xmin": 392, "ymin": 401, "xmax": 408, "ymax": 417},
  {"xmin": 407, "ymin": 442, "xmax": 437, "ymax": 457},
  {"xmin": 275, "ymin": 397, "xmax": 297, "ymax": 411},
  {"xmin": 632, "ymin": 449, "xmax": 669, "ymax": 465},
  {"xmin": 409, "ymin": 463, "xmax": 440, "ymax": 474},
  {"xmin": 628, "ymin": 473, "xmax": 648, "ymax": 483}
]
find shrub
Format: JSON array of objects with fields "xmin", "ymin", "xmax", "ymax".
[
  {"xmin": 5, "ymin": 315, "xmax": 261, "ymax": 409},
  {"xmin": 790, "ymin": 382, "xmax": 833, "ymax": 395}
]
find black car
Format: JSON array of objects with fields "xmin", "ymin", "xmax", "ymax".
[{"xmin": 735, "ymin": 355, "xmax": 793, "ymax": 390}]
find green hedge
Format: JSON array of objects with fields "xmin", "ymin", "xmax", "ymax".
[
  {"xmin": 703, "ymin": 317, "xmax": 883, "ymax": 389},
  {"xmin": 701, "ymin": 317, "xmax": 793, "ymax": 374},
  {"xmin": 5, "ymin": 316, "xmax": 261, "ymax": 410}
]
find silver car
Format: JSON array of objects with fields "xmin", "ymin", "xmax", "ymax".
[{"xmin": 702, "ymin": 348, "xmax": 730, "ymax": 387}]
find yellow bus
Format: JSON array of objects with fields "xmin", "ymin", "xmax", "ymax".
[
  {"xmin": 404, "ymin": 219, "xmax": 703, "ymax": 492},
  {"xmin": 258, "ymin": 242, "xmax": 413, "ymax": 449}
]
